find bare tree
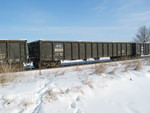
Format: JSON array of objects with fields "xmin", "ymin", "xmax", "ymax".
[{"xmin": 133, "ymin": 25, "xmax": 150, "ymax": 43}]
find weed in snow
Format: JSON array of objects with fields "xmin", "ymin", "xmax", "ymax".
[
  {"xmin": 0, "ymin": 74, "xmax": 17, "ymax": 86},
  {"xmin": 134, "ymin": 62, "xmax": 142, "ymax": 71},
  {"xmin": 23, "ymin": 101, "xmax": 33, "ymax": 108},
  {"xmin": 73, "ymin": 66, "xmax": 83, "ymax": 72},
  {"xmin": 82, "ymin": 76, "xmax": 93, "ymax": 89},
  {"xmin": 109, "ymin": 68, "xmax": 117, "ymax": 74},
  {"xmin": 54, "ymin": 70, "xmax": 66, "ymax": 77},
  {"xmin": 44, "ymin": 88, "xmax": 59, "ymax": 102},
  {"xmin": 93, "ymin": 64, "xmax": 106, "ymax": 74},
  {"xmin": 123, "ymin": 64, "xmax": 131, "ymax": 72},
  {"xmin": 4, "ymin": 99, "xmax": 15, "ymax": 107},
  {"xmin": 0, "ymin": 63, "xmax": 18, "ymax": 73},
  {"xmin": 59, "ymin": 71, "xmax": 65, "ymax": 76},
  {"xmin": 71, "ymin": 85, "xmax": 84, "ymax": 94}
]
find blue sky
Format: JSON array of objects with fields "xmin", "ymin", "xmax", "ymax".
[{"xmin": 0, "ymin": 0, "xmax": 150, "ymax": 42}]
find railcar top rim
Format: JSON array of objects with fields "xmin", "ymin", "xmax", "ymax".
[
  {"xmin": 28, "ymin": 40, "xmax": 146, "ymax": 44},
  {"xmin": 0, "ymin": 40, "xmax": 27, "ymax": 42}
]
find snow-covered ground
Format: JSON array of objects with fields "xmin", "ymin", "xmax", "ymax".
[{"xmin": 0, "ymin": 59, "xmax": 150, "ymax": 113}]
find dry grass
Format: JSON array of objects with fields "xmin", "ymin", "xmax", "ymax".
[
  {"xmin": 0, "ymin": 63, "xmax": 17, "ymax": 73},
  {"xmin": 73, "ymin": 66, "xmax": 83, "ymax": 72},
  {"xmin": 5, "ymin": 99, "xmax": 15, "ymax": 106},
  {"xmin": 58, "ymin": 71, "xmax": 65, "ymax": 76},
  {"xmin": 121, "ymin": 61, "xmax": 132, "ymax": 66},
  {"xmin": 82, "ymin": 76, "xmax": 93, "ymax": 89},
  {"xmin": 23, "ymin": 101, "xmax": 33, "ymax": 107},
  {"xmin": 0, "ymin": 63, "xmax": 19, "ymax": 86},
  {"xmin": 93, "ymin": 64, "xmax": 107, "ymax": 74},
  {"xmin": 122, "ymin": 61, "xmax": 133, "ymax": 72},
  {"xmin": 122, "ymin": 61, "xmax": 142, "ymax": 71},
  {"xmin": 0, "ymin": 74, "xmax": 17, "ymax": 86},
  {"xmin": 71, "ymin": 85, "xmax": 84, "ymax": 94},
  {"xmin": 109, "ymin": 68, "xmax": 117, "ymax": 74},
  {"xmin": 54, "ymin": 70, "xmax": 65, "ymax": 77},
  {"xmin": 45, "ymin": 88, "xmax": 58, "ymax": 102},
  {"xmin": 134, "ymin": 62, "xmax": 142, "ymax": 70},
  {"xmin": 123, "ymin": 64, "xmax": 131, "ymax": 72}
]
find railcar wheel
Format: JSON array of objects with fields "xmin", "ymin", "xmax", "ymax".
[
  {"xmin": 94, "ymin": 58, "xmax": 99, "ymax": 60},
  {"xmin": 33, "ymin": 61, "xmax": 39, "ymax": 68},
  {"xmin": 83, "ymin": 59, "xmax": 87, "ymax": 61},
  {"xmin": 110, "ymin": 57, "xmax": 118, "ymax": 61}
]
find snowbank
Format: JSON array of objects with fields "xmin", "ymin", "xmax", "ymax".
[{"xmin": 0, "ymin": 59, "xmax": 150, "ymax": 113}]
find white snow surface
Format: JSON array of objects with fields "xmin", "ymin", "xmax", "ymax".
[{"xmin": 0, "ymin": 59, "xmax": 150, "ymax": 113}]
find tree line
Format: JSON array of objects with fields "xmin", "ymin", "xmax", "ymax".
[{"xmin": 133, "ymin": 25, "xmax": 150, "ymax": 43}]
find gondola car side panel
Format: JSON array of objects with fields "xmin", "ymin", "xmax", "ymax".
[
  {"xmin": 64, "ymin": 43, "xmax": 71, "ymax": 60},
  {"xmin": 98, "ymin": 43, "xmax": 103, "ymax": 57},
  {"xmin": 53, "ymin": 43, "xmax": 64, "ymax": 61},
  {"xmin": 9, "ymin": 41, "xmax": 27, "ymax": 63},
  {"xmin": 92, "ymin": 43, "xmax": 98, "ymax": 58},
  {"xmin": 86, "ymin": 43, "xmax": 92, "ymax": 58},
  {"xmin": 121, "ymin": 43, "xmax": 126, "ymax": 56},
  {"xmin": 108, "ymin": 43, "xmax": 113, "ymax": 57},
  {"xmin": 127, "ymin": 43, "xmax": 132, "ymax": 56},
  {"xmin": 79, "ymin": 43, "xmax": 85, "ymax": 59},
  {"xmin": 72, "ymin": 43, "xmax": 79, "ymax": 59},
  {"xmin": 112, "ymin": 43, "xmax": 117, "ymax": 56},
  {"xmin": 0, "ymin": 42, "xmax": 7, "ymax": 62},
  {"xmin": 0, "ymin": 40, "xmax": 27, "ymax": 64},
  {"xmin": 103, "ymin": 43, "xmax": 108, "ymax": 57},
  {"xmin": 40, "ymin": 42, "xmax": 53, "ymax": 61},
  {"xmin": 117, "ymin": 43, "xmax": 121, "ymax": 56}
]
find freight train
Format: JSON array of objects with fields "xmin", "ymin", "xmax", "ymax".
[
  {"xmin": 0, "ymin": 40, "xmax": 27, "ymax": 70},
  {"xmin": 0, "ymin": 40, "xmax": 150, "ymax": 69}
]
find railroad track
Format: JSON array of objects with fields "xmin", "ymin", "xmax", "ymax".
[{"xmin": 24, "ymin": 56, "xmax": 150, "ymax": 72}]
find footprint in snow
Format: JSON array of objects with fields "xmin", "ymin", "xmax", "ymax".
[
  {"xmin": 74, "ymin": 108, "xmax": 82, "ymax": 113},
  {"xmin": 71, "ymin": 102, "xmax": 77, "ymax": 109},
  {"xmin": 66, "ymin": 101, "xmax": 76, "ymax": 110},
  {"xmin": 76, "ymin": 96, "xmax": 86, "ymax": 105},
  {"xmin": 67, "ymin": 96, "xmax": 84, "ymax": 113},
  {"xmin": 76, "ymin": 96, "xmax": 80, "ymax": 102}
]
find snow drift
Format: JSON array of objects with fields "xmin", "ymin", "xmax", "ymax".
[{"xmin": 0, "ymin": 59, "xmax": 150, "ymax": 113}]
